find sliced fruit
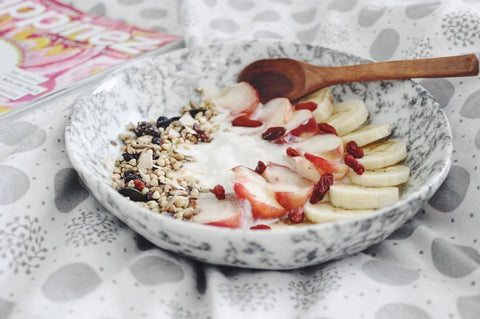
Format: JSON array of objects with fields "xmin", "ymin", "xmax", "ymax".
[
  {"xmin": 293, "ymin": 134, "xmax": 344, "ymax": 160},
  {"xmin": 193, "ymin": 195, "xmax": 244, "ymax": 228},
  {"xmin": 288, "ymin": 116, "xmax": 320, "ymax": 138},
  {"xmin": 212, "ymin": 82, "xmax": 259, "ymax": 115},
  {"xmin": 348, "ymin": 165, "xmax": 410, "ymax": 187},
  {"xmin": 326, "ymin": 100, "xmax": 369, "ymax": 136},
  {"xmin": 304, "ymin": 152, "xmax": 348, "ymax": 181},
  {"xmin": 304, "ymin": 202, "xmax": 374, "ymax": 223},
  {"xmin": 232, "ymin": 166, "xmax": 286, "ymax": 219},
  {"xmin": 357, "ymin": 139, "xmax": 407, "ymax": 170},
  {"xmin": 261, "ymin": 162, "xmax": 314, "ymax": 210},
  {"xmin": 329, "ymin": 184, "xmax": 399, "ymax": 209},
  {"xmin": 283, "ymin": 109, "xmax": 314, "ymax": 132},
  {"xmin": 341, "ymin": 123, "xmax": 392, "ymax": 147},
  {"xmin": 270, "ymin": 183, "xmax": 314, "ymax": 211},
  {"xmin": 287, "ymin": 156, "xmax": 321, "ymax": 182},
  {"xmin": 252, "ymin": 97, "xmax": 294, "ymax": 128},
  {"xmin": 261, "ymin": 162, "xmax": 305, "ymax": 183},
  {"xmin": 280, "ymin": 110, "xmax": 318, "ymax": 143},
  {"xmin": 297, "ymin": 87, "xmax": 334, "ymax": 123}
]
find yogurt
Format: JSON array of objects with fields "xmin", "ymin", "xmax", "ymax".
[{"xmin": 178, "ymin": 112, "xmax": 289, "ymax": 193}]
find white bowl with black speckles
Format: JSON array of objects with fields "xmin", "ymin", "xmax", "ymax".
[{"xmin": 65, "ymin": 40, "xmax": 452, "ymax": 270}]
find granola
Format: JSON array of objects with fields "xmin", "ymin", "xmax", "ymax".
[{"xmin": 110, "ymin": 89, "xmax": 219, "ymax": 220}]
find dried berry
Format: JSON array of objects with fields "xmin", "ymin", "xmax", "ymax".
[
  {"xmin": 262, "ymin": 126, "xmax": 286, "ymax": 140},
  {"xmin": 310, "ymin": 173, "xmax": 334, "ymax": 204},
  {"xmin": 124, "ymin": 170, "xmax": 135, "ymax": 176},
  {"xmin": 193, "ymin": 123, "xmax": 210, "ymax": 142},
  {"xmin": 146, "ymin": 191, "xmax": 153, "ymax": 201},
  {"xmin": 255, "ymin": 161, "xmax": 267, "ymax": 174},
  {"xmin": 122, "ymin": 152, "xmax": 139, "ymax": 162},
  {"xmin": 156, "ymin": 116, "xmax": 170, "ymax": 128},
  {"xmin": 156, "ymin": 116, "xmax": 180, "ymax": 129},
  {"xmin": 133, "ymin": 179, "xmax": 145, "ymax": 191},
  {"xmin": 344, "ymin": 154, "xmax": 365, "ymax": 175},
  {"xmin": 232, "ymin": 116, "xmax": 263, "ymax": 127},
  {"xmin": 286, "ymin": 147, "xmax": 301, "ymax": 157},
  {"xmin": 346, "ymin": 141, "xmax": 364, "ymax": 158},
  {"xmin": 288, "ymin": 207, "xmax": 304, "ymax": 223},
  {"xmin": 318, "ymin": 123, "xmax": 337, "ymax": 135},
  {"xmin": 124, "ymin": 172, "xmax": 141, "ymax": 183},
  {"xmin": 118, "ymin": 187, "xmax": 147, "ymax": 201},
  {"xmin": 151, "ymin": 136, "xmax": 162, "ymax": 145},
  {"xmin": 249, "ymin": 224, "xmax": 271, "ymax": 230},
  {"xmin": 210, "ymin": 184, "xmax": 226, "ymax": 200},
  {"xmin": 134, "ymin": 121, "xmax": 160, "ymax": 137},
  {"xmin": 189, "ymin": 109, "xmax": 207, "ymax": 118},
  {"xmin": 295, "ymin": 101, "xmax": 318, "ymax": 112}
]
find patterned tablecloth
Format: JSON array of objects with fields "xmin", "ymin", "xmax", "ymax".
[{"xmin": 1, "ymin": 0, "xmax": 480, "ymax": 318}]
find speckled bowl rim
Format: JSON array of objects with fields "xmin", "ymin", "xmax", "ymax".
[{"xmin": 65, "ymin": 40, "xmax": 453, "ymax": 245}]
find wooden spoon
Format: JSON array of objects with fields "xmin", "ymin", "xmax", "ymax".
[{"xmin": 237, "ymin": 54, "xmax": 479, "ymax": 103}]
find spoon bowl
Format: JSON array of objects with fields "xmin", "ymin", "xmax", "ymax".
[{"xmin": 238, "ymin": 55, "xmax": 479, "ymax": 103}]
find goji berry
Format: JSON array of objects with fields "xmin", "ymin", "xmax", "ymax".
[
  {"xmin": 346, "ymin": 141, "xmax": 364, "ymax": 158},
  {"xmin": 310, "ymin": 173, "xmax": 334, "ymax": 204},
  {"xmin": 344, "ymin": 154, "xmax": 365, "ymax": 175},
  {"xmin": 286, "ymin": 147, "xmax": 301, "ymax": 157},
  {"xmin": 262, "ymin": 126, "xmax": 286, "ymax": 140},
  {"xmin": 295, "ymin": 101, "xmax": 318, "ymax": 112},
  {"xmin": 250, "ymin": 224, "xmax": 271, "ymax": 230},
  {"xmin": 133, "ymin": 179, "xmax": 145, "ymax": 191},
  {"xmin": 210, "ymin": 184, "xmax": 226, "ymax": 200},
  {"xmin": 318, "ymin": 123, "xmax": 338, "ymax": 135},
  {"xmin": 255, "ymin": 161, "xmax": 267, "ymax": 174}
]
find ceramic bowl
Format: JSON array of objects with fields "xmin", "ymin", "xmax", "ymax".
[{"xmin": 65, "ymin": 40, "xmax": 452, "ymax": 269}]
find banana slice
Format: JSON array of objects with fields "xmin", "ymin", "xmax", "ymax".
[
  {"xmin": 326, "ymin": 100, "xmax": 369, "ymax": 136},
  {"xmin": 349, "ymin": 165, "xmax": 410, "ymax": 187},
  {"xmin": 341, "ymin": 123, "xmax": 391, "ymax": 147},
  {"xmin": 297, "ymin": 88, "xmax": 334, "ymax": 122},
  {"xmin": 304, "ymin": 202, "xmax": 374, "ymax": 223},
  {"xmin": 329, "ymin": 184, "xmax": 399, "ymax": 209},
  {"xmin": 357, "ymin": 139, "xmax": 407, "ymax": 170}
]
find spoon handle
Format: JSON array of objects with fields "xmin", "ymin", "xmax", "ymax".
[{"xmin": 315, "ymin": 54, "xmax": 479, "ymax": 87}]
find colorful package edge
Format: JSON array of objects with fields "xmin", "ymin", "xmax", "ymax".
[{"xmin": 0, "ymin": 0, "xmax": 181, "ymax": 113}]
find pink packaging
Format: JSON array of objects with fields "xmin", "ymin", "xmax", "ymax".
[{"xmin": 0, "ymin": 0, "xmax": 181, "ymax": 113}]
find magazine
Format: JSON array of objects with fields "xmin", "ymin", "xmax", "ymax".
[{"xmin": 0, "ymin": 0, "xmax": 181, "ymax": 114}]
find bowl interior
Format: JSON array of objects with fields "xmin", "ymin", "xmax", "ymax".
[{"xmin": 65, "ymin": 40, "xmax": 452, "ymax": 269}]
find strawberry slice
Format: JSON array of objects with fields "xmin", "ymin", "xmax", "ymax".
[
  {"xmin": 262, "ymin": 162, "xmax": 314, "ymax": 211},
  {"xmin": 288, "ymin": 116, "xmax": 320, "ymax": 138},
  {"xmin": 287, "ymin": 156, "xmax": 321, "ymax": 182},
  {"xmin": 232, "ymin": 116, "xmax": 263, "ymax": 127},
  {"xmin": 232, "ymin": 166, "xmax": 286, "ymax": 219},
  {"xmin": 252, "ymin": 97, "xmax": 294, "ymax": 128},
  {"xmin": 213, "ymin": 82, "xmax": 260, "ymax": 116},
  {"xmin": 304, "ymin": 152, "xmax": 348, "ymax": 181},
  {"xmin": 193, "ymin": 195, "xmax": 244, "ymax": 228},
  {"xmin": 278, "ymin": 110, "xmax": 319, "ymax": 143}
]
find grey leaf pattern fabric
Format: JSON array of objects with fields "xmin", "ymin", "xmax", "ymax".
[{"xmin": 1, "ymin": 0, "xmax": 480, "ymax": 318}]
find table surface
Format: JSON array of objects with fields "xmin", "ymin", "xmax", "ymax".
[{"xmin": 1, "ymin": 1, "xmax": 480, "ymax": 318}]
